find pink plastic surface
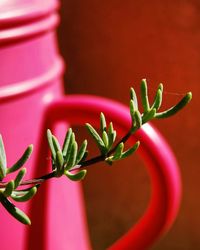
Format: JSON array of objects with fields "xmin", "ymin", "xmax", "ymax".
[
  {"xmin": 0, "ymin": 1, "xmax": 91, "ymax": 249},
  {"xmin": 25, "ymin": 95, "xmax": 181, "ymax": 250},
  {"xmin": 0, "ymin": 1, "xmax": 181, "ymax": 249},
  {"xmin": 0, "ymin": 0, "xmax": 59, "ymax": 27}
]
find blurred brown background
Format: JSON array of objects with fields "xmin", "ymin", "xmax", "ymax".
[{"xmin": 58, "ymin": 1, "xmax": 199, "ymax": 249}]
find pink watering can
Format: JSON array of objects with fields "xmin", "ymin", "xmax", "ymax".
[{"xmin": 0, "ymin": 0, "xmax": 181, "ymax": 249}]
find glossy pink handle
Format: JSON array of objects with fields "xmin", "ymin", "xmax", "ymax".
[{"xmin": 27, "ymin": 95, "xmax": 181, "ymax": 250}]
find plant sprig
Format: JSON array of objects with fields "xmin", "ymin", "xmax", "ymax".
[{"xmin": 0, "ymin": 79, "xmax": 192, "ymax": 225}]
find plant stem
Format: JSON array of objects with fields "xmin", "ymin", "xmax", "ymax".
[
  {"xmin": 0, "ymin": 171, "xmax": 56, "ymax": 188},
  {"xmin": 0, "ymin": 129, "xmax": 134, "ymax": 188},
  {"xmin": 76, "ymin": 129, "xmax": 132, "ymax": 168}
]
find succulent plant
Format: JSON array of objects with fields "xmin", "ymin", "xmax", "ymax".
[{"xmin": 0, "ymin": 79, "xmax": 192, "ymax": 225}]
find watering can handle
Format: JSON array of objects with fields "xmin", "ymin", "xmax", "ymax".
[{"xmin": 27, "ymin": 95, "xmax": 181, "ymax": 250}]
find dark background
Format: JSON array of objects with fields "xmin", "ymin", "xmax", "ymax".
[{"xmin": 58, "ymin": 1, "xmax": 199, "ymax": 249}]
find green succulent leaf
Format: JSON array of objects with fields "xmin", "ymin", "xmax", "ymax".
[
  {"xmin": 65, "ymin": 141, "xmax": 78, "ymax": 170},
  {"xmin": 62, "ymin": 128, "xmax": 72, "ymax": 157},
  {"xmin": 76, "ymin": 140, "xmax": 87, "ymax": 165},
  {"xmin": 3, "ymin": 181, "xmax": 14, "ymax": 197},
  {"xmin": 108, "ymin": 122, "xmax": 114, "ymax": 135},
  {"xmin": 108, "ymin": 132, "xmax": 116, "ymax": 151},
  {"xmin": 130, "ymin": 100, "xmax": 136, "ymax": 121},
  {"xmin": 112, "ymin": 142, "xmax": 124, "ymax": 161},
  {"xmin": 141, "ymin": 79, "xmax": 150, "ymax": 112},
  {"xmin": 156, "ymin": 92, "xmax": 192, "ymax": 119},
  {"xmin": 47, "ymin": 129, "xmax": 56, "ymax": 161},
  {"xmin": 0, "ymin": 135, "xmax": 7, "ymax": 180},
  {"xmin": 0, "ymin": 193, "xmax": 31, "ymax": 225},
  {"xmin": 14, "ymin": 168, "xmax": 26, "ymax": 189},
  {"xmin": 100, "ymin": 112, "xmax": 107, "ymax": 133},
  {"xmin": 52, "ymin": 135, "xmax": 61, "ymax": 153},
  {"xmin": 55, "ymin": 151, "xmax": 64, "ymax": 176},
  {"xmin": 142, "ymin": 108, "xmax": 156, "ymax": 124},
  {"xmin": 79, "ymin": 150, "xmax": 88, "ymax": 164},
  {"xmin": 131, "ymin": 110, "xmax": 142, "ymax": 132},
  {"xmin": 151, "ymin": 88, "xmax": 163, "ymax": 111},
  {"xmin": 65, "ymin": 170, "xmax": 87, "ymax": 181},
  {"xmin": 11, "ymin": 186, "xmax": 37, "ymax": 202},
  {"xmin": 102, "ymin": 131, "xmax": 109, "ymax": 149},
  {"xmin": 158, "ymin": 83, "xmax": 163, "ymax": 92},
  {"xmin": 107, "ymin": 122, "xmax": 116, "ymax": 150},
  {"xmin": 7, "ymin": 145, "xmax": 33, "ymax": 174},
  {"xmin": 85, "ymin": 123, "xmax": 106, "ymax": 154},
  {"xmin": 121, "ymin": 141, "xmax": 140, "ymax": 159},
  {"xmin": 130, "ymin": 87, "xmax": 138, "ymax": 109},
  {"xmin": 64, "ymin": 132, "xmax": 74, "ymax": 163}
]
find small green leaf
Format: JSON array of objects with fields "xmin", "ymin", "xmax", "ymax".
[
  {"xmin": 112, "ymin": 142, "xmax": 124, "ymax": 160},
  {"xmin": 64, "ymin": 132, "xmax": 75, "ymax": 163},
  {"xmin": 7, "ymin": 145, "xmax": 33, "ymax": 174},
  {"xmin": 3, "ymin": 181, "xmax": 14, "ymax": 197},
  {"xmin": 108, "ymin": 122, "xmax": 114, "ymax": 135},
  {"xmin": 131, "ymin": 110, "xmax": 142, "ymax": 132},
  {"xmin": 79, "ymin": 150, "xmax": 88, "ymax": 163},
  {"xmin": 130, "ymin": 87, "xmax": 138, "ymax": 109},
  {"xmin": 142, "ymin": 108, "xmax": 156, "ymax": 124},
  {"xmin": 0, "ymin": 135, "xmax": 6, "ymax": 180},
  {"xmin": 130, "ymin": 100, "xmax": 136, "ymax": 121},
  {"xmin": 76, "ymin": 140, "xmax": 87, "ymax": 165},
  {"xmin": 107, "ymin": 122, "xmax": 116, "ymax": 150},
  {"xmin": 65, "ymin": 170, "xmax": 87, "ymax": 181},
  {"xmin": 47, "ymin": 129, "xmax": 56, "ymax": 161},
  {"xmin": 0, "ymin": 193, "xmax": 31, "ymax": 225},
  {"xmin": 102, "ymin": 131, "xmax": 109, "ymax": 149},
  {"xmin": 158, "ymin": 82, "xmax": 163, "ymax": 92},
  {"xmin": 52, "ymin": 135, "xmax": 61, "ymax": 153},
  {"xmin": 108, "ymin": 131, "xmax": 116, "ymax": 151},
  {"xmin": 155, "ymin": 92, "xmax": 192, "ymax": 119},
  {"xmin": 14, "ymin": 168, "xmax": 26, "ymax": 189},
  {"xmin": 11, "ymin": 186, "xmax": 37, "ymax": 202},
  {"xmin": 141, "ymin": 79, "xmax": 150, "ymax": 112},
  {"xmin": 100, "ymin": 112, "xmax": 107, "ymax": 133},
  {"xmin": 66, "ymin": 141, "xmax": 78, "ymax": 170},
  {"xmin": 85, "ymin": 123, "xmax": 106, "ymax": 154},
  {"xmin": 62, "ymin": 128, "xmax": 72, "ymax": 156},
  {"xmin": 55, "ymin": 151, "xmax": 64, "ymax": 176},
  {"xmin": 151, "ymin": 89, "xmax": 162, "ymax": 111},
  {"xmin": 121, "ymin": 141, "xmax": 140, "ymax": 159}
]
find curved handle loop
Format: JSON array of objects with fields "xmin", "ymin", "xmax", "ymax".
[{"xmin": 26, "ymin": 95, "xmax": 181, "ymax": 250}]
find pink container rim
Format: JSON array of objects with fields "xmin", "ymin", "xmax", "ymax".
[
  {"xmin": 0, "ymin": 57, "xmax": 64, "ymax": 103},
  {"xmin": 0, "ymin": 0, "xmax": 59, "ymax": 27},
  {"xmin": 0, "ymin": 13, "xmax": 59, "ymax": 46}
]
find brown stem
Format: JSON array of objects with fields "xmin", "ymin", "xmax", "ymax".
[
  {"xmin": 78, "ymin": 130, "xmax": 132, "ymax": 169},
  {"xmin": 0, "ymin": 129, "xmax": 133, "ymax": 188},
  {"xmin": 0, "ymin": 171, "xmax": 56, "ymax": 188}
]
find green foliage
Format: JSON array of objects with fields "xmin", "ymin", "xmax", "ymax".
[
  {"xmin": 11, "ymin": 187, "xmax": 37, "ymax": 202},
  {"xmin": 46, "ymin": 129, "xmax": 88, "ymax": 180},
  {"xmin": 155, "ymin": 92, "xmax": 192, "ymax": 118},
  {"xmin": 0, "ymin": 135, "xmax": 7, "ymax": 180},
  {"xmin": 85, "ymin": 123, "xmax": 106, "ymax": 154},
  {"xmin": 6, "ymin": 145, "xmax": 33, "ymax": 174},
  {"xmin": 137, "ymin": 79, "xmax": 192, "ymax": 123},
  {"xmin": 121, "ymin": 141, "xmax": 140, "ymax": 159},
  {"xmin": 0, "ymin": 142, "xmax": 37, "ymax": 225},
  {"xmin": 0, "ymin": 79, "xmax": 192, "ymax": 225},
  {"xmin": 0, "ymin": 193, "xmax": 31, "ymax": 225}
]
